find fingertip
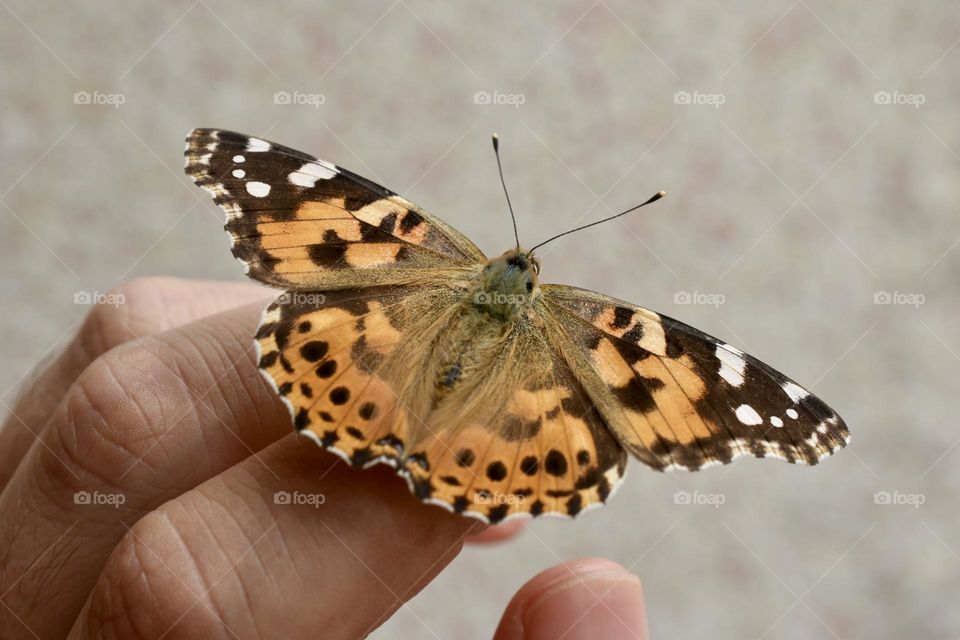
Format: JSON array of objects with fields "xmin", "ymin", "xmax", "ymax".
[
  {"xmin": 494, "ymin": 557, "xmax": 648, "ymax": 640},
  {"xmin": 466, "ymin": 519, "xmax": 526, "ymax": 544}
]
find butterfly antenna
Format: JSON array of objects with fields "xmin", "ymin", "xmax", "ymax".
[
  {"xmin": 492, "ymin": 133, "xmax": 521, "ymax": 250},
  {"xmin": 529, "ymin": 191, "xmax": 666, "ymax": 252}
]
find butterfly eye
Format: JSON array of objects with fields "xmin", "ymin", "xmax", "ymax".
[{"xmin": 526, "ymin": 280, "xmax": 534, "ymax": 293}]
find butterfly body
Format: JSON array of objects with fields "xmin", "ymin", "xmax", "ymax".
[
  {"xmin": 471, "ymin": 249, "xmax": 541, "ymax": 319},
  {"xmin": 186, "ymin": 128, "xmax": 850, "ymax": 524}
]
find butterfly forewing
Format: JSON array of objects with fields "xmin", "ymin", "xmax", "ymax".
[
  {"xmin": 541, "ymin": 284, "xmax": 850, "ymax": 471},
  {"xmin": 185, "ymin": 128, "xmax": 484, "ymax": 290}
]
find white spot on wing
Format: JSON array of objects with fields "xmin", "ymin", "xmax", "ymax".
[
  {"xmin": 770, "ymin": 416, "xmax": 784, "ymax": 428},
  {"xmin": 716, "ymin": 344, "xmax": 746, "ymax": 387},
  {"xmin": 233, "ymin": 154, "xmax": 245, "ymax": 163},
  {"xmin": 786, "ymin": 408, "xmax": 799, "ymax": 419},
  {"xmin": 246, "ymin": 138, "xmax": 270, "ymax": 152},
  {"xmin": 246, "ymin": 181, "xmax": 271, "ymax": 197},
  {"xmin": 735, "ymin": 404, "xmax": 763, "ymax": 425},
  {"xmin": 232, "ymin": 169, "xmax": 245, "ymax": 178},
  {"xmin": 289, "ymin": 161, "xmax": 338, "ymax": 187},
  {"xmin": 783, "ymin": 382, "xmax": 809, "ymax": 403}
]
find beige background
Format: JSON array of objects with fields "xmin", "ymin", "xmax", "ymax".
[{"xmin": 2, "ymin": 1, "xmax": 958, "ymax": 638}]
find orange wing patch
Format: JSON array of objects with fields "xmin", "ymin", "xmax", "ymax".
[{"xmin": 256, "ymin": 288, "xmax": 416, "ymax": 467}]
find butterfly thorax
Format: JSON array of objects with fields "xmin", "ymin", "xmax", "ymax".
[{"xmin": 469, "ymin": 249, "xmax": 541, "ymax": 321}]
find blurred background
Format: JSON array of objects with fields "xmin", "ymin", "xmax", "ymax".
[{"xmin": 1, "ymin": 1, "xmax": 957, "ymax": 637}]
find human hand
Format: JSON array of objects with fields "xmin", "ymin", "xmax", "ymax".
[{"xmin": 0, "ymin": 277, "xmax": 648, "ymax": 639}]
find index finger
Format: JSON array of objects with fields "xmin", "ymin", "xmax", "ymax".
[{"xmin": 0, "ymin": 277, "xmax": 271, "ymax": 490}]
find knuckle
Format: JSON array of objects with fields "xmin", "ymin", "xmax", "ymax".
[
  {"xmin": 75, "ymin": 277, "xmax": 186, "ymax": 360},
  {"xmin": 42, "ymin": 343, "xmax": 191, "ymax": 490},
  {"xmin": 85, "ymin": 512, "xmax": 220, "ymax": 639}
]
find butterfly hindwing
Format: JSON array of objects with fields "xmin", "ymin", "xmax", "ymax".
[
  {"xmin": 401, "ymin": 328, "xmax": 628, "ymax": 523},
  {"xmin": 185, "ymin": 128, "xmax": 485, "ymax": 289},
  {"xmin": 542, "ymin": 285, "xmax": 850, "ymax": 471},
  {"xmin": 257, "ymin": 285, "xmax": 426, "ymax": 468}
]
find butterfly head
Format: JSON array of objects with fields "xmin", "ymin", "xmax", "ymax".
[{"xmin": 473, "ymin": 249, "xmax": 540, "ymax": 318}]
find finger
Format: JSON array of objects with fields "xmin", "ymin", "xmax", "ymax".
[
  {"xmin": 0, "ymin": 277, "xmax": 270, "ymax": 490},
  {"xmin": 466, "ymin": 520, "xmax": 526, "ymax": 544},
  {"xmin": 0, "ymin": 299, "xmax": 294, "ymax": 639},
  {"xmin": 494, "ymin": 558, "xmax": 648, "ymax": 640},
  {"xmin": 69, "ymin": 434, "xmax": 482, "ymax": 640}
]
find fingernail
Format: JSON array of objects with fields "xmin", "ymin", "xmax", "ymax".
[{"xmin": 522, "ymin": 560, "xmax": 647, "ymax": 640}]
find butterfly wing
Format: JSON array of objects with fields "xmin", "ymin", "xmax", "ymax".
[
  {"xmin": 401, "ymin": 326, "xmax": 628, "ymax": 524},
  {"xmin": 255, "ymin": 282, "xmax": 628, "ymax": 523},
  {"xmin": 541, "ymin": 284, "xmax": 850, "ymax": 471},
  {"xmin": 184, "ymin": 128, "xmax": 485, "ymax": 289},
  {"xmin": 255, "ymin": 285, "xmax": 437, "ymax": 468}
]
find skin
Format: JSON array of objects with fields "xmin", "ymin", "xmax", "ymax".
[{"xmin": 0, "ymin": 276, "xmax": 648, "ymax": 639}]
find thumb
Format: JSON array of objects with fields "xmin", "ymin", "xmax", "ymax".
[{"xmin": 493, "ymin": 557, "xmax": 648, "ymax": 640}]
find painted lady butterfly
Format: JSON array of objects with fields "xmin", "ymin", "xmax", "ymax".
[{"xmin": 185, "ymin": 128, "xmax": 849, "ymax": 524}]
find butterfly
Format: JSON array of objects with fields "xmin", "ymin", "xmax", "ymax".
[{"xmin": 184, "ymin": 128, "xmax": 850, "ymax": 524}]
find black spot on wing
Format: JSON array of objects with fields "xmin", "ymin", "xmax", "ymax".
[
  {"xmin": 486, "ymin": 461, "xmax": 508, "ymax": 481},
  {"xmin": 520, "ymin": 456, "xmax": 539, "ymax": 476},
  {"xmin": 611, "ymin": 306, "xmax": 633, "ymax": 330},
  {"xmin": 545, "ymin": 450, "xmax": 568, "ymax": 476},
  {"xmin": 308, "ymin": 242, "xmax": 348, "ymax": 268},
  {"xmin": 358, "ymin": 402, "xmax": 377, "ymax": 420},
  {"xmin": 398, "ymin": 210, "xmax": 424, "ymax": 234},
  {"xmin": 316, "ymin": 360, "xmax": 337, "ymax": 378},
  {"xmin": 487, "ymin": 504, "xmax": 509, "ymax": 524},
  {"xmin": 456, "ymin": 449, "xmax": 475, "ymax": 467},
  {"xmin": 610, "ymin": 375, "xmax": 661, "ymax": 414}
]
